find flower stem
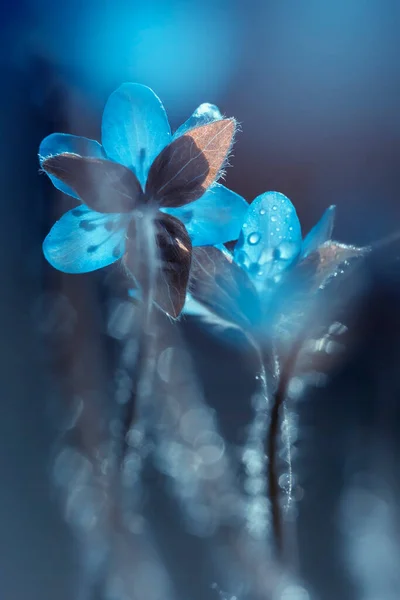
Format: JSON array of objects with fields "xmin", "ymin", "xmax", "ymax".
[
  {"xmin": 119, "ymin": 212, "xmax": 157, "ymax": 469},
  {"xmin": 266, "ymin": 361, "xmax": 284, "ymax": 557},
  {"xmin": 93, "ymin": 215, "xmax": 158, "ymax": 600},
  {"xmin": 264, "ymin": 338, "xmax": 302, "ymax": 562}
]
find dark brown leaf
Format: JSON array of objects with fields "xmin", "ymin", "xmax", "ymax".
[
  {"xmin": 123, "ymin": 212, "xmax": 192, "ymax": 318},
  {"xmin": 42, "ymin": 153, "xmax": 144, "ymax": 213},
  {"xmin": 154, "ymin": 213, "xmax": 192, "ymax": 317},
  {"xmin": 190, "ymin": 246, "xmax": 261, "ymax": 330},
  {"xmin": 297, "ymin": 241, "xmax": 368, "ymax": 291},
  {"xmin": 145, "ymin": 119, "xmax": 236, "ymax": 207}
]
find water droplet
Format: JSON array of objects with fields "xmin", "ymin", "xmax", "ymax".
[
  {"xmin": 243, "ymin": 223, "xmax": 248, "ymax": 228},
  {"xmin": 271, "ymin": 216, "xmax": 277, "ymax": 222},
  {"xmin": 260, "ymin": 208, "xmax": 266, "ymax": 215},
  {"xmin": 276, "ymin": 241, "xmax": 298, "ymax": 260},
  {"xmin": 272, "ymin": 205, "xmax": 278, "ymax": 211},
  {"xmin": 276, "ymin": 227, "xmax": 280, "ymax": 232},
  {"xmin": 289, "ymin": 226, "xmax": 293, "ymax": 232},
  {"xmin": 248, "ymin": 232, "xmax": 261, "ymax": 245}
]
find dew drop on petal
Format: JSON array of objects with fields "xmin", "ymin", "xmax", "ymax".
[
  {"xmin": 272, "ymin": 205, "xmax": 278, "ymax": 211},
  {"xmin": 271, "ymin": 216, "xmax": 277, "ymax": 222},
  {"xmin": 276, "ymin": 241, "xmax": 298, "ymax": 260},
  {"xmin": 260, "ymin": 208, "xmax": 266, "ymax": 215}
]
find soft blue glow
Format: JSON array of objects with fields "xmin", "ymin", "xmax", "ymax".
[
  {"xmin": 161, "ymin": 184, "xmax": 248, "ymax": 247},
  {"xmin": 39, "ymin": 134, "xmax": 106, "ymax": 199},
  {"xmin": 233, "ymin": 191, "xmax": 302, "ymax": 287},
  {"xmin": 301, "ymin": 205, "xmax": 336, "ymax": 257},
  {"xmin": 101, "ymin": 83, "xmax": 171, "ymax": 187},
  {"xmin": 33, "ymin": 0, "xmax": 237, "ymax": 111},
  {"xmin": 43, "ymin": 206, "xmax": 128, "ymax": 274}
]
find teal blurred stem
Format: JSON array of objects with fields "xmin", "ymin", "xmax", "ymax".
[{"xmin": 119, "ymin": 214, "xmax": 158, "ymax": 468}]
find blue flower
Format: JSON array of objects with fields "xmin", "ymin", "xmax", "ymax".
[
  {"xmin": 232, "ymin": 191, "xmax": 336, "ymax": 290},
  {"xmin": 39, "ymin": 83, "xmax": 248, "ymax": 317},
  {"xmin": 189, "ymin": 191, "xmax": 364, "ymax": 331}
]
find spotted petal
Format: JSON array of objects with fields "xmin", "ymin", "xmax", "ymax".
[
  {"xmin": 101, "ymin": 83, "xmax": 171, "ymax": 187},
  {"xmin": 301, "ymin": 205, "xmax": 336, "ymax": 258},
  {"xmin": 42, "ymin": 154, "xmax": 143, "ymax": 213},
  {"xmin": 39, "ymin": 134, "xmax": 106, "ymax": 199},
  {"xmin": 233, "ymin": 191, "xmax": 302, "ymax": 288},
  {"xmin": 173, "ymin": 103, "xmax": 223, "ymax": 139},
  {"xmin": 43, "ymin": 206, "xmax": 129, "ymax": 274},
  {"xmin": 161, "ymin": 184, "xmax": 248, "ymax": 246}
]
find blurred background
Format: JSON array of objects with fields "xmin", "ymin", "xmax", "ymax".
[{"xmin": 1, "ymin": 1, "xmax": 400, "ymax": 599}]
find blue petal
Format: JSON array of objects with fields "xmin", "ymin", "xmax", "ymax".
[
  {"xmin": 39, "ymin": 134, "xmax": 106, "ymax": 199},
  {"xmin": 301, "ymin": 205, "xmax": 336, "ymax": 258},
  {"xmin": 101, "ymin": 83, "xmax": 171, "ymax": 187},
  {"xmin": 161, "ymin": 184, "xmax": 248, "ymax": 246},
  {"xmin": 173, "ymin": 103, "xmax": 222, "ymax": 139},
  {"xmin": 233, "ymin": 191, "xmax": 302, "ymax": 286},
  {"xmin": 43, "ymin": 206, "xmax": 129, "ymax": 274}
]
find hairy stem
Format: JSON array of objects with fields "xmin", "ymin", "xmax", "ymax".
[
  {"xmin": 266, "ymin": 362, "xmax": 285, "ymax": 557},
  {"xmin": 265, "ymin": 336, "xmax": 303, "ymax": 562}
]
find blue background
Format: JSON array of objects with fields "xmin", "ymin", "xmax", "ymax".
[{"xmin": 1, "ymin": 1, "xmax": 400, "ymax": 599}]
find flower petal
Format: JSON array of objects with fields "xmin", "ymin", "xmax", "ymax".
[
  {"xmin": 123, "ymin": 213, "xmax": 192, "ymax": 318},
  {"xmin": 42, "ymin": 154, "xmax": 143, "ymax": 213},
  {"xmin": 173, "ymin": 103, "xmax": 223, "ymax": 139},
  {"xmin": 301, "ymin": 205, "xmax": 336, "ymax": 258},
  {"xmin": 161, "ymin": 184, "xmax": 248, "ymax": 246},
  {"xmin": 39, "ymin": 134, "xmax": 106, "ymax": 199},
  {"xmin": 43, "ymin": 206, "xmax": 128, "ymax": 274},
  {"xmin": 266, "ymin": 240, "xmax": 367, "ymax": 351},
  {"xmin": 146, "ymin": 119, "xmax": 236, "ymax": 207},
  {"xmin": 233, "ymin": 191, "xmax": 302, "ymax": 287},
  {"xmin": 190, "ymin": 246, "xmax": 261, "ymax": 329},
  {"xmin": 101, "ymin": 83, "xmax": 171, "ymax": 186}
]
